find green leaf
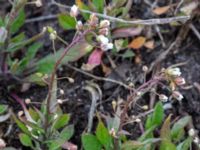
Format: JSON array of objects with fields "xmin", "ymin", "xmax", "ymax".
[
  {"xmin": 160, "ymin": 115, "xmax": 172, "ymax": 141},
  {"xmin": 48, "ymin": 139, "xmax": 65, "ymax": 150},
  {"xmin": 60, "ymin": 125, "xmax": 74, "ymax": 141},
  {"xmin": 12, "ymin": 114, "xmax": 31, "ymax": 135},
  {"xmin": 19, "ymin": 133, "xmax": 33, "ymax": 147},
  {"xmin": 58, "ymin": 13, "xmax": 76, "ymax": 30},
  {"xmin": 26, "ymin": 42, "xmax": 42, "ymax": 59},
  {"xmin": 96, "ymin": 121, "xmax": 113, "ymax": 149},
  {"xmin": 76, "ymin": 0, "xmax": 90, "ymax": 20},
  {"xmin": 92, "ymin": 0, "xmax": 104, "ymax": 13},
  {"xmin": 145, "ymin": 102, "xmax": 164, "ymax": 130},
  {"xmin": 28, "ymin": 108, "xmax": 40, "ymax": 122},
  {"xmin": 18, "ymin": 42, "xmax": 42, "ymax": 72},
  {"xmin": 171, "ymin": 116, "xmax": 191, "ymax": 141},
  {"xmin": 176, "ymin": 137, "xmax": 192, "ymax": 150},
  {"xmin": 121, "ymin": 141, "xmax": 143, "ymax": 150},
  {"xmin": 10, "ymin": 32, "xmax": 25, "ymax": 43},
  {"xmin": 160, "ymin": 140, "xmax": 176, "ymax": 150},
  {"xmin": 82, "ymin": 134, "xmax": 102, "ymax": 150},
  {"xmin": 0, "ymin": 17, "xmax": 4, "ymax": 26},
  {"xmin": 122, "ymin": 50, "xmax": 135, "ymax": 58},
  {"xmin": 138, "ymin": 125, "xmax": 157, "ymax": 141},
  {"xmin": 10, "ymin": 9, "xmax": 25, "ymax": 34},
  {"xmin": 0, "ymin": 105, "xmax": 8, "ymax": 115},
  {"xmin": 36, "ymin": 40, "xmax": 93, "ymax": 73},
  {"xmin": 52, "ymin": 114, "xmax": 70, "ymax": 130},
  {"xmin": 25, "ymin": 72, "xmax": 46, "ymax": 86},
  {"xmin": 152, "ymin": 102, "xmax": 164, "ymax": 127}
]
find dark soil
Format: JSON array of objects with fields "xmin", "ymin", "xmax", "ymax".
[{"xmin": 0, "ymin": 0, "xmax": 200, "ymax": 149}]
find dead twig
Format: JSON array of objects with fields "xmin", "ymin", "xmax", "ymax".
[
  {"xmin": 65, "ymin": 64, "xmax": 134, "ymax": 91},
  {"xmin": 189, "ymin": 23, "xmax": 200, "ymax": 41},
  {"xmin": 51, "ymin": 0, "xmax": 190, "ymax": 25}
]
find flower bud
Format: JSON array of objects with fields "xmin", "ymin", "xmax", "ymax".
[
  {"xmin": 174, "ymin": 77, "xmax": 186, "ymax": 85},
  {"xmin": 188, "ymin": 128, "xmax": 195, "ymax": 137},
  {"xmin": 100, "ymin": 20, "xmax": 110, "ymax": 28},
  {"xmin": 49, "ymin": 31, "xmax": 57, "ymax": 40},
  {"xmin": 57, "ymin": 99, "xmax": 63, "ymax": 104},
  {"xmin": 172, "ymin": 91, "xmax": 184, "ymax": 101},
  {"xmin": 142, "ymin": 65, "xmax": 148, "ymax": 72},
  {"xmin": 59, "ymin": 89, "xmax": 64, "ymax": 95},
  {"xmin": 35, "ymin": 0, "xmax": 42, "ymax": 7},
  {"xmin": 109, "ymin": 128, "xmax": 116, "ymax": 137},
  {"xmin": 0, "ymin": 139, "xmax": 6, "ymax": 149},
  {"xmin": 70, "ymin": 5, "xmax": 79, "ymax": 17},
  {"xmin": 0, "ymin": 27, "xmax": 8, "ymax": 43},
  {"xmin": 25, "ymin": 98, "xmax": 31, "ymax": 104},
  {"xmin": 159, "ymin": 94, "xmax": 168, "ymax": 102},
  {"xmin": 18, "ymin": 111, "xmax": 24, "ymax": 117},
  {"xmin": 89, "ymin": 13, "xmax": 99, "ymax": 27},
  {"xmin": 76, "ymin": 20, "xmax": 83, "ymax": 30}
]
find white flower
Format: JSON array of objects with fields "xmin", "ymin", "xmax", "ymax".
[
  {"xmin": 194, "ymin": 137, "xmax": 199, "ymax": 144},
  {"xmin": 159, "ymin": 94, "xmax": 168, "ymax": 102},
  {"xmin": 167, "ymin": 67, "xmax": 181, "ymax": 76},
  {"xmin": 97, "ymin": 35, "xmax": 113, "ymax": 51},
  {"xmin": 100, "ymin": 42, "xmax": 113, "ymax": 51},
  {"xmin": 99, "ymin": 28, "xmax": 109, "ymax": 36},
  {"xmin": 57, "ymin": 99, "xmax": 63, "ymax": 104},
  {"xmin": 172, "ymin": 91, "xmax": 184, "ymax": 101},
  {"xmin": 174, "ymin": 77, "xmax": 186, "ymax": 85},
  {"xmin": 59, "ymin": 89, "xmax": 64, "ymax": 95},
  {"xmin": 100, "ymin": 20, "xmax": 110, "ymax": 28},
  {"xmin": 188, "ymin": 128, "xmax": 195, "ymax": 137},
  {"xmin": 97, "ymin": 35, "xmax": 109, "ymax": 44},
  {"xmin": 35, "ymin": 0, "xmax": 42, "ymax": 7},
  {"xmin": 70, "ymin": 5, "xmax": 79, "ymax": 17}
]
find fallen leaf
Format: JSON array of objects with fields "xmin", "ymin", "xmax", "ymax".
[
  {"xmin": 129, "ymin": 36, "xmax": 146, "ymax": 49},
  {"xmin": 144, "ymin": 40, "xmax": 155, "ymax": 49},
  {"xmin": 153, "ymin": 6, "xmax": 170, "ymax": 15},
  {"xmin": 101, "ymin": 63, "xmax": 112, "ymax": 76},
  {"xmin": 82, "ymin": 49, "xmax": 103, "ymax": 71}
]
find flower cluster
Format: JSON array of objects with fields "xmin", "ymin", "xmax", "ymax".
[{"xmin": 159, "ymin": 67, "xmax": 186, "ymax": 102}]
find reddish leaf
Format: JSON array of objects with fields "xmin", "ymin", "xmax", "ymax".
[
  {"xmin": 82, "ymin": 49, "xmax": 103, "ymax": 71},
  {"xmin": 62, "ymin": 142, "xmax": 77, "ymax": 150}
]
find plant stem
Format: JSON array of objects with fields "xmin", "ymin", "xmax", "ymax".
[{"xmin": 44, "ymin": 30, "xmax": 90, "ymax": 137}]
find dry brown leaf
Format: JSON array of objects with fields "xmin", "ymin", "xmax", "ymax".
[
  {"xmin": 144, "ymin": 40, "xmax": 155, "ymax": 49},
  {"xmin": 101, "ymin": 63, "xmax": 112, "ymax": 76},
  {"xmin": 153, "ymin": 6, "xmax": 170, "ymax": 15},
  {"xmin": 129, "ymin": 36, "xmax": 146, "ymax": 49}
]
